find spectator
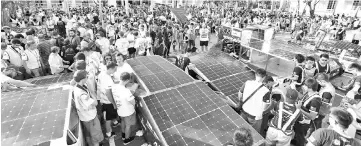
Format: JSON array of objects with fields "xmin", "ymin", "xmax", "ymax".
[
  {"xmin": 115, "ymin": 31, "xmax": 129, "ymax": 56},
  {"xmin": 294, "ymin": 78, "xmax": 322, "ymax": 146},
  {"xmin": 112, "ymin": 72, "xmax": 137, "ymax": 145},
  {"xmin": 37, "ymin": 34, "xmax": 53, "ymax": 75},
  {"xmin": 304, "ymin": 56, "xmax": 316, "ymax": 79},
  {"xmin": 95, "ymin": 31, "xmax": 110, "ymax": 56},
  {"xmin": 307, "ymin": 107, "xmax": 361, "ymax": 146},
  {"xmin": 228, "ymin": 69, "xmax": 275, "ymax": 133},
  {"xmin": 352, "ymin": 28, "xmax": 361, "ymax": 45},
  {"xmin": 22, "ymin": 39, "xmax": 43, "ymax": 77},
  {"xmin": 290, "ymin": 54, "xmax": 305, "ymax": 92},
  {"xmin": 2, "ymin": 39, "xmax": 31, "ymax": 79},
  {"xmin": 72, "ymin": 70, "xmax": 104, "ymax": 146},
  {"xmin": 266, "ymin": 88, "xmax": 300, "ymax": 146},
  {"xmin": 97, "ymin": 62, "xmax": 119, "ymax": 139},
  {"xmin": 48, "ymin": 46, "xmax": 69, "ymax": 75},
  {"xmin": 199, "ymin": 23, "xmax": 210, "ymax": 52},
  {"xmin": 316, "ymin": 73, "xmax": 335, "ymax": 105},
  {"xmin": 315, "ymin": 53, "xmax": 331, "ymax": 76},
  {"xmin": 224, "ymin": 127, "xmax": 254, "ymax": 146},
  {"xmin": 113, "ymin": 53, "xmax": 134, "ymax": 82}
]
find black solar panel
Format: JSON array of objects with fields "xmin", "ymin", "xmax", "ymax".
[
  {"xmin": 143, "ymin": 82, "xmax": 264, "ymax": 146},
  {"xmin": 1, "ymin": 73, "xmax": 73, "ymax": 146},
  {"xmin": 191, "ymin": 56, "xmax": 249, "ymax": 82},
  {"xmin": 2, "ymin": 87, "xmax": 69, "ymax": 146},
  {"xmin": 30, "ymin": 73, "xmax": 73, "ymax": 86},
  {"xmin": 128, "ymin": 56, "xmax": 194, "ymax": 93},
  {"xmin": 212, "ymin": 71, "xmax": 255, "ymax": 104}
]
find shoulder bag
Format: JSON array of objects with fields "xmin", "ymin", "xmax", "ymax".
[{"xmin": 235, "ymin": 84, "xmax": 264, "ymax": 114}]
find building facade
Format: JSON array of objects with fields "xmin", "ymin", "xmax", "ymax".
[{"xmin": 288, "ymin": 0, "xmax": 361, "ymax": 17}]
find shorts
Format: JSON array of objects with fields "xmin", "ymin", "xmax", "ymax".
[
  {"xmin": 266, "ymin": 127, "xmax": 293, "ymax": 146},
  {"xmin": 102, "ymin": 104, "xmax": 118, "ymax": 121},
  {"xmin": 128, "ymin": 47, "xmax": 136, "ymax": 54},
  {"xmin": 82, "ymin": 116, "xmax": 104, "ymax": 145},
  {"xmin": 121, "ymin": 112, "xmax": 136, "ymax": 127},
  {"xmin": 200, "ymin": 41, "xmax": 209, "ymax": 46}
]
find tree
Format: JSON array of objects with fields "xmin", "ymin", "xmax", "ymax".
[{"xmin": 304, "ymin": 0, "xmax": 321, "ymax": 18}]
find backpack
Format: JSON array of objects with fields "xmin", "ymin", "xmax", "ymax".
[
  {"xmin": 64, "ymin": 47, "xmax": 75, "ymax": 63},
  {"xmin": 176, "ymin": 56, "xmax": 190, "ymax": 71}
]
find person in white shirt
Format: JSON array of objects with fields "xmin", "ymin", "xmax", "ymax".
[
  {"xmin": 86, "ymin": 24, "xmax": 94, "ymax": 41},
  {"xmin": 95, "ymin": 31, "xmax": 110, "ymax": 56},
  {"xmin": 224, "ymin": 69, "xmax": 275, "ymax": 133},
  {"xmin": 77, "ymin": 23, "xmax": 87, "ymax": 39},
  {"xmin": 115, "ymin": 31, "xmax": 129, "ymax": 56},
  {"xmin": 113, "ymin": 53, "xmax": 134, "ymax": 82},
  {"xmin": 145, "ymin": 32, "xmax": 152, "ymax": 55},
  {"xmin": 199, "ymin": 23, "xmax": 210, "ymax": 52},
  {"xmin": 127, "ymin": 31, "xmax": 136, "ymax": 58},
  {"xmin": 97, "ymin": 62, "xmax": 119, "ymax": 139},
  {"xmin": 134, "ymin": 32, "xmax": 146, "ymax": 56},
  {"xmin": 73, "ymin": 70, "xmax": 104, "ymax": 146},
  {"xmin": 112, "ymin": 72, "xmax": 137, "ymax": 145},
  {"xmin": 352, "ymin": 28, "xmax": 361, "ymax": 45},
  {"xmin": 22, "ymin": 40, "xmax": 43, "ymax": 77},
  {"xmin": 48, "ymin": 46, "xmax": 69, "ymax": 75}
]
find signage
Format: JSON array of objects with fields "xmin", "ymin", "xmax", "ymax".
[
  {"xmin": 231, "ymin": 27, "xmax": 242, "ymax": 39},
  {"xmin": 222, "ymin": 26, "xmax": 232, "ymax": 38},
  {"xmin": 222, "ymin": 25, "xmax": 243, "ymax": 41}
]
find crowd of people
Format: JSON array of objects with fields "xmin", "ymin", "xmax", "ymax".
[{"xmin": 1, "ymin": 1, "xmax": 361, "ymax": 146}]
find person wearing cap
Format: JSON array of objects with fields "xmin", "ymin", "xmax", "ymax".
[
  {"xmin": 72, "ymin": 70, "xmax": 104, "ymax": 146},
  {"xmin": 48, "ymin": 46, "xmax": 69, "ymax": 75},
  {"xmin": 22, "ymin": 39, "xmax": 43, "ymax": 77},
  {"xmin": 307, "ymin": 107, "xmax": 361, "ymax": 146},
  {"xmin": 266, "ymin": 88, "xmax": 301, "ymax": 146}
]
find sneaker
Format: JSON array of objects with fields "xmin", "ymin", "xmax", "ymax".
[
  {"xmin": 136, "ymin": 130, "xmax": 144, "ymax": 137},
  {"xmin": 122, "ymin": 133, "xmax": 125, "ymax": 140},
  {"xmin": 105, "ymin": 132, "xmax": 116, "ymax": 140},
  {"xmin": 123, "ymin": 136, "xmax": 135, "ymax": 145},
  {"xmin": 112, "ymin": 122, "xmax": 120, "ymax": 128}
]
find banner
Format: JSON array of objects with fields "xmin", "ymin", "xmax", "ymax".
[{"xmin": 231, "ymin": 27, "xmax": 242, "ymax": 40}]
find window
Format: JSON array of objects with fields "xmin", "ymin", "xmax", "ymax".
[
  {"xmin": 353, "ymin": 0, "xmax": 361, "ymax": 10},
  {"xmin": 67, "ymin": 100, "xmax": 79, "ymax": 145},
  {"xmin": 327, "ymin": 0, "xmax": 337, "ymax": 10}
]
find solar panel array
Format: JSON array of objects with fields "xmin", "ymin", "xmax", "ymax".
[
  {"xmin": 128, "ymin": 56, "xmax": 264, "ymax": 146},
  {"xmin": 191, "ymin": 54, "xmax": 255, "ymax": 103},
  {"xmin": 1, "ymin": 74, "xmax": 72, "ymax": 146},
  {"xmin": 332, "ymin": 40, "xmax": 361, "ymax": 51},
  {"xmin": 127, "ymin": 56, "xmax": 195, "ymax": 93},
  {"xmin": 143, "ymin": 82, "xmax": 264, "ymax": 146}
]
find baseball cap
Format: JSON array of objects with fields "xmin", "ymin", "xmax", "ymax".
[
  {"xmin": 286, "ymin": 88, "xmax": 298, "ymax": 101},
  {"xmin": 73, "ymin": 70, "xmax": 88, "ymax": 82},
  {"xmin": 75, "ymin": 60, "xmax": 86, "ymax": 70}
]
